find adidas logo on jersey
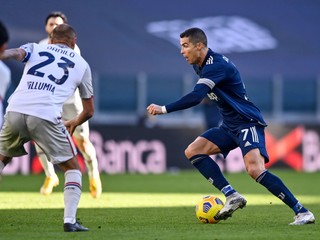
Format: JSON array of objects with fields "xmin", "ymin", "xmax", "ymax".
[
  {"xmin": 244, "ymin": 141, "xmax": 252, "ymax": 147},
  {"xmin": 206, "ymin": 55, "xmax": 213, "ymax": 65}
]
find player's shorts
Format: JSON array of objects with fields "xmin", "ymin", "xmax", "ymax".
[
  {"xmin": 201, "ymin": 122, "xmax": 269, "ymax": 163},
  {"xmin": 62, "ymin": 91, "xmax": 90, "ymax": 139},
  {"xmin": 0, "ymin": 111, "xmax": 77, "ymax": 164},
  {"xmin": 0, "ymin": 101, "xmax": 3, "ymax": 128}
]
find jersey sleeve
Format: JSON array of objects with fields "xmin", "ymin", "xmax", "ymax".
[
  {"xmin": 165, "ymin": 83, "xmax": 210, "ymax": 113},
  {"xmin": 201, "ymin": 62, "xmax": 226, "ymax": 86},
  {"xmin": 19, "ymin": 43, "xmax": 34, "ymax": 63},
  {"xmin": 78, "ymin": 63, "xmax": 93, "ymax": 99}
]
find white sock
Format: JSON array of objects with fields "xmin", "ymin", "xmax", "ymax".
[{"xmin": 64, "ymin": 169, "xmax": 82, "ymax": 224}]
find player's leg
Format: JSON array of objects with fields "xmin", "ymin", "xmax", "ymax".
[
  {"xmin": 242, "ymin": 124, "xmax": 315, "ymax": 225},
  {"xmin": 32, "ymin": 117, "xmax": 88, "ymax": 231},
  {"xmin": 0, "ymin": 155, "xmax": 12, "ymax": 174},
  {"xmin": 245, "ymin": 149, "xmax": 315, "ymax": 225},
  {"xmin": 185, "ymin": 127, "xmax": 246, "ymax": 220},
  {"xmin": 58, "ymin": 157, "xmax": 88, "ymax": 232},
  {"xmin": 63, "ymin": 94, "xmax": 102, "ymax": 198},
  {"xmin": 73, "ymin": 122, "xmax": 102, "ymax": 198},
  {"xmin": 35, "ymin": 143, "xmax": 59, "ymax": 195},
  {"xmin": 0, "ymin": 112, "xmax": 30, "ymax": 173}
]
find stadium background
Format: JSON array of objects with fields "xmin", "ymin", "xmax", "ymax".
[{"xmin": 1, "ymin": 0, "xmax": 320, "ymax": 174}]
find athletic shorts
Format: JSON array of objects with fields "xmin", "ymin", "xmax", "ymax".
[
  {"xmin": 0, "ymin": 112, "xmax": 77, "ymax": 164},
  {"xmin": 201, "ymin": 123, "xmax": 269, "ymax": 163},
  {"xmin": 0, "ymin": 101, "xmax": 3, "ymax": 128}
]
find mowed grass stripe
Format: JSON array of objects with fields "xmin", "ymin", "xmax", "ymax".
[
  {"xmin": 0, "ymin": 192, "xmax": 319, "ymax": 209},
  {"xmin": 0, "ymin": 171, "xmax": 320, "ymax": 240}
]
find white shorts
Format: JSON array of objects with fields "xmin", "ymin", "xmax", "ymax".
[
  {"xmin": 0, "ymin": 112, "xmax": 77, "ymax": 164},
  {"xmin": 62, "ymin": 90, "xmax": 90, "ymax": 140}
]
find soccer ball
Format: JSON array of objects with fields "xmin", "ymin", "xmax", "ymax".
[{"xmin": 195, "ymin": 195, "xmax": 224, "ymax": 224}]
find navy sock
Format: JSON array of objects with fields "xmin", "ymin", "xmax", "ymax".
[
  {"xmin": 256, "ymin": 170, "xmax": 308, "ymax": 214},
  {"xmin": 190, "ymin": 154, "xmax": 235, "ymax": 197}
]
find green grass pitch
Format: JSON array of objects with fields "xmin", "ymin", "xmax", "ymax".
[{"xmin": 0, "ymin": 170, "xmax": 319, "ymax": 240}]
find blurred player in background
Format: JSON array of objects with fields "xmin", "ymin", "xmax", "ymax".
[
  {"xmin": 0, "ymin": 23, "xmax": 91, "ymax": 231},
  {"xmin": 147, "ymin": 27, "xmax": 315, "ymax": 225},
  {"xmin": 36, "ymin": 11, "xmax": 102, "ymax": 198},
  {"xmin": 0, "ymin": 21, "xmax": 11, "ymax": 128}
]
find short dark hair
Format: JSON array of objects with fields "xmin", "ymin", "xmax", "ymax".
[
  {"xmin": 45, "ymin": 11, "xmax": 68, "ymax": 25},
  {"xmin": 180, "ymin": 27, "xmax": 207, "ymax": 47},
  {"xmin": 0, "ymin": 20, "xmax": 9, "ymax": 47},
  {"xmin": 51, "ymin": 23, "xmax": 76, "ymax": 43}
]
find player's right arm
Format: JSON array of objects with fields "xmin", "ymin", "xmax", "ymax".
[
  {"xmin": 64, "ymin": 97, "xmax": 94, "ymax": 135},
  {"xmin": 147, "ymin": 83, "xmax": 211, "ymax": 115},
  {"xmin": 0, "ymin": 48, "xmax": 26, "ymax": 61},
  {"xmin": 64, "ymin": 63, "xmax": 94, "ymax": 135}
]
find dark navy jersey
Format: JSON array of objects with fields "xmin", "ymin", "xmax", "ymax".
[{"xmin": 165, "ymin": 48, "xmax": 266, "ymax": 130}]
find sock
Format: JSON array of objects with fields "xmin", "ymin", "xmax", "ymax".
[
  {"xmin": 256, "ymin": 170, "xmax": 308, "ymax": 214},
  {"xmin": 64, "ymin": 169, "xmax": 82, "ymax": 224},
  {"xmin": 190, "ymin": 154, "xmax": 235, "ymax": 197}
]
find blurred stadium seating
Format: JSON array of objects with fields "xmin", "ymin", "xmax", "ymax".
[{"xmin": 2, "ymin": 0, "xmax": 320, "ymax": 126}]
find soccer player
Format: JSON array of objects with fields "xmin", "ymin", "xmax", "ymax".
[
  {"xmin": 147, "ymin": 27, "xmax": 315, "ymax": 225},
  {"xmin": 0, "ymin": 24, "xmax": 92, "ymax": 231},
  {"xmin": 36, "ymin": 11, "xmax": 102, "ymax": 198},
  {"xmin": 0, "ymin": 21, "xmax": 11, "ymax": 128}
]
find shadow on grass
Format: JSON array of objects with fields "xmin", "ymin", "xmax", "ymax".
[{"xmin": 0, "ymin": 205, "xmax": 319, "ymax": 240}]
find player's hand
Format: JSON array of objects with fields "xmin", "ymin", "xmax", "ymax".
[
  {"xmin": 146, "ymin": 104, "xmax": 163, "ymax": 115},
  {"xmin": 64, "ymin": 119, "xmax": 76, "ymax": 136}
]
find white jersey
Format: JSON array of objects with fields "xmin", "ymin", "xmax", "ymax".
[
  {"xmin": 39, "ymin": 38, "xmax": 81, "ymax": 105},
  {"xmin": 0, "ymin": 61, "xmax": 11, "ymax": 127},
  {"xmin": 0, "ymin": 61, "xmax": 11, "ymax": 100},
  {"xmin": 6, "ymin": 43, "xmax": 93, "ymax": 124}
]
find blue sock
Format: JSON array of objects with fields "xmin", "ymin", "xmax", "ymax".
[
  {"xmin": 256, "ymin": 170, "xmax": 308, "ymax": 214},
  {"xmin": 190, "ymin": 154, "xmax": 235, "ymax": 197}
]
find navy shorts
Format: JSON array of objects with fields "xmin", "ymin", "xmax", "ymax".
[{"xmin": 201, "ymin": 123, "xmax": 269, "ymax": 163}]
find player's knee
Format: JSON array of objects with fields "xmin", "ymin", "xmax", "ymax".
[
  {"xmin": 185, "ymin": 145, "xmax": 196, "ymax": 159},
  {"xmin": 58, "ymin": 156, "xmax": 80, "ymax": 172},
  {"xmin": 245, "ymin": 160, "xmax": 265, "ymax": 179},
  {"xmin": 244, "ymin": 149, "xmax": 266, "ymax": 179},
  {"xmin": 246, "ymin": 167, "xmax": 259, "ymax": 179}
]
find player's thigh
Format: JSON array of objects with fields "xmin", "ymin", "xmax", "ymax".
[
  {"xmin": 58, "ymin": 156, "xmax": 80, "ymax": 172},
  {"xmin": 199, "ymin": 127, "xmax": 238, "ymax": 158},
  {"xmin": 243, "ymin": 148, "xmax": 266, "ymax": 178},
  {"xmin": 0, "ymin": 112, "xmax": 30, "ymax": 157},
  {"xmin": 62, "ymin": 102, "xmax": 81, "ymax": 121},
  {"xmin": 62, "ymin": 93, "xmax": 83, "ymax": 121},
  {"xmin": 238, "ymin": 124, "xmax": 269, "ymax": 163},
  {"xmin": 185, "ymin": 136, "xmax": 220, "ymax": 158},
  {"xmin": 27, "ymin": 116, "xmax": 77, "ymax": 164},
  {"xmin": 73, "ymin": 120, "xmax": 90, "ymax": 141}
]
